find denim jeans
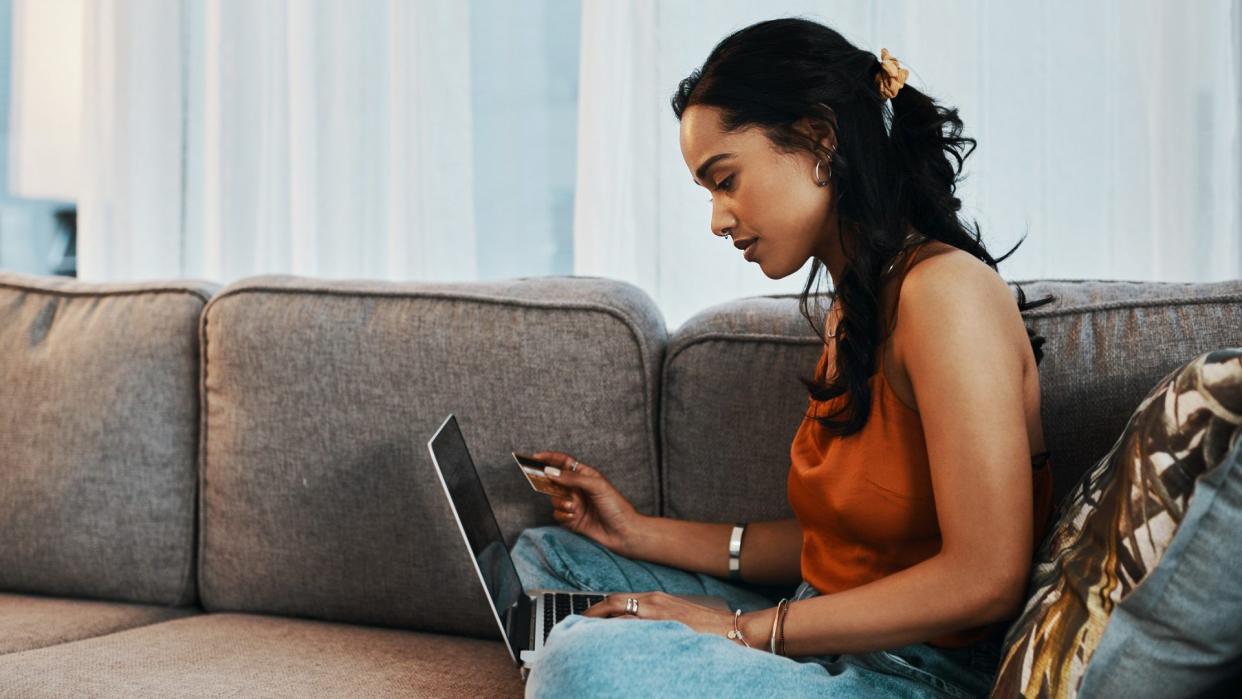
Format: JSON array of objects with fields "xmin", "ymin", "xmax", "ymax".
[{"xmin": 510, "ymin": 525, "xmax": 1000, "ymax": 698}]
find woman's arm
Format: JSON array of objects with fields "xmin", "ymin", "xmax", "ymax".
[
  {"xmin": 736, "ymin": 252, "xmax": 1036, "ymax": 654},
  {"xmin": 625, "ymin": 516, "xmax": 804, "ymax": 586}
]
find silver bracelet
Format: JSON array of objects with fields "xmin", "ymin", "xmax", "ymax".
[
  {"xmin": 728, "ymin": 523, "xmax": 747, "ymax": 580},
  {"xmin": 770, "ymin": 598, "xmax": 788, "ymax": 654}
]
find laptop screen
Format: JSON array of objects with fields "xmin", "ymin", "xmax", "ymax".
[{"xmin": 427, "ymin": 414, "xmax": 528, "ymax": 659}]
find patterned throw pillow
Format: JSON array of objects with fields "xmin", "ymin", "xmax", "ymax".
[{"xmin": 990, "ymin": 348, "xmax": 1242, "ymax": 698}]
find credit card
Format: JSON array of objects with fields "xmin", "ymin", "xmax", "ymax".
[{"xmin": 513, "ymin": 452, "xmax": 572, "ymax": 498}]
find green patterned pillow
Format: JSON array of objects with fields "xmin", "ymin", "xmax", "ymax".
[{"xmin": 991, "ymin": 348, "xmax": 1242, "ymax": 698}]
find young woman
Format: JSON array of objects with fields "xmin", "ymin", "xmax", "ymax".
[{"xmin": 510, "ymin": 17, "xmax": 1055, "ymax": 698}]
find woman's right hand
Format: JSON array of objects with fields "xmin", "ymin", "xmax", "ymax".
[{"xmin": 531, "ymin": 451, "xmax": 648, "ymax": 556}]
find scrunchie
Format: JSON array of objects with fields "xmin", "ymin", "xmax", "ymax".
[{"xmin": 875, "ymin": 48, "xmax": 909, "ymax": 100}]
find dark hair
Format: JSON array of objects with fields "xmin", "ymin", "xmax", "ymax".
[{"xmin": 670, "ymin": 17, "xmax": 1055, "ymax": 436}]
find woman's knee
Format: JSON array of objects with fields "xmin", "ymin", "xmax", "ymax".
[
  {"xmin": 514, "ymin": 525, "xmax": 577, "ymax": 553},
  {"xmin": 512, "ymin": 525, "xmax": 603, "ymax": 589},
  {"xmin": 511, "ymin": 525, "xmax": 556, "ymax": 561}
]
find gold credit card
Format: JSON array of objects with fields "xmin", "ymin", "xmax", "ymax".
[{"xmin": 513, "ymin": 452, "xmax": 572, "ymax": 498}]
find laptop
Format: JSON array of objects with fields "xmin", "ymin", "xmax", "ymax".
[{"xmin": 426, "ymin": 413, "xmax": 730, "ymax": 680}]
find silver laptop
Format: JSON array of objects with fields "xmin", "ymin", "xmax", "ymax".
[{"xmin": 426, "ymin": 414, "xmax": 729, "ymax": 680}]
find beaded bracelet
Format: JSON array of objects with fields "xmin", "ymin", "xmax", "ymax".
[{"xmin": 726, "ymin": 608, "xmax": 752, "ymax": 648}]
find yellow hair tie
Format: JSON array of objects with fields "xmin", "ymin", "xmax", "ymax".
[{"xmin": 875, "ymin": 48, "xmax": 909, "ymax": 100}]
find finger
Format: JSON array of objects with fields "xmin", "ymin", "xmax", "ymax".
[
  {"xmin": 568, "ymin": 461, "xmax": 601, "ymax": 478},
  {"xmin": 548, "ymin": 496, "xmax": 574, "ymax": 513},
  {"xmin": 533, "ymin": 452, "xmax": 601, "ymax": 478},
  {"xmin": 531, "ymin": 451, "xmax": 572, "ymax": 468},
  {"xmin": 580, "ymin": 596, "xmax": 609, "ymax": 618},
  {"xmin": 598, "ymin": 594, "xmax": 642, "ymax": 619},
  {"xmin": 543, "ymin": 464, "xmax": 603, "ymax": 494}
]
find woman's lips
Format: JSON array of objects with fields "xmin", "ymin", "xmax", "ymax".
[{"xmin": 743, "ymin": 239, "xmax": 758, "ymax": 261}]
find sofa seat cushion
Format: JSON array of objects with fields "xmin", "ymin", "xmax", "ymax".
[
  {"xmin": 0, "ymin": 592, "xmax": 199, "ymax": 655},
  {"xmin": 0, "ymin": 612, "xmax": 524, "ymax": 697}
]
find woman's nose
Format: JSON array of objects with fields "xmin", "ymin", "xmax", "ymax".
[{"xmin": 711, "ymin": 209, "xmax": 736, "ymax": 238}]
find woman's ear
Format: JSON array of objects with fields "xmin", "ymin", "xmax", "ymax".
[{"xmin": 793, "ymin": 111, "xmax": 838, "ymax": 159}]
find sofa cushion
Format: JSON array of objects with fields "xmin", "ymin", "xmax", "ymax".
[
  {"xmin": 0, "ymin": 612, "xmax": 523, "ymax": 697},
  {"xmin": 661, "ymin": 279, "xmax": 1242, "ymax": 521},
  {"xmin": 991, "ymin": 348, "xmax": 1242, "ymax": 697},
  {"xmin": 0, "ymin": 592, "xmax": 199, "ymax": 655},
  {"xmin": 661, "ymin": 295, "xmax": 823, "ymax": 521},
  {"xmin": 197, "ymin": 275, "xmax": 665, "ymax": 638},
  {"xmin": 0, "ymin": 272, "xmax": 218, "ymax": 606}
]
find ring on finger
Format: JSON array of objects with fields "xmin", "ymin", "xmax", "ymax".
[{"xmin": 570, "ymin": 459, "xmax": 580, "ymax": 472}]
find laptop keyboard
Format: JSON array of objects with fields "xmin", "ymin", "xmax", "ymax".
[{"xmin": 542, "ymin": 592, "xmax": 607, "ymax": 644}]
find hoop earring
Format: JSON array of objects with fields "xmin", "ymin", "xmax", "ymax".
[{"xmin": 815, "ymin": 159, "xmax": 832, "ymax": 187}]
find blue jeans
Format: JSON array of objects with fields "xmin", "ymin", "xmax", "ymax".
[{"xmin": 510, "ymin": 525, "xmax": 1000, "ymax": 698}]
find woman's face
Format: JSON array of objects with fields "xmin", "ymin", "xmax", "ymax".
[{"xmin": 679, "ymin": 104, "xmax": 842, "ymax": 280}]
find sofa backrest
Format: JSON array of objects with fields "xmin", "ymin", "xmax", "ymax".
[
  {"xmin": 662, "ymin": 279, "xmax": 1242, "ymax": 519},
  {"xmin": 195, "ymin": 275, "xmax": 665, "ymax": 638},
  {"xmin": 4, "ymin": 269, "xmax": 1238, "ymax": 637},
  {"xmin": 661, "ymin": 295, "xmax": 824, "ymax": 521},
  {"xmin": 0, "ymin": 272, "xmax": 217, "ymax": 606},
  {"xmin": 1016, "ymin": 279, "xmax": 1242, "ymax": 505}
]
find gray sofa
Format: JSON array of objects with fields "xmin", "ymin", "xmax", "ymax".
[{"xmin": 1, "ymin": 270, "xmax": 1239, "ymax": 696}]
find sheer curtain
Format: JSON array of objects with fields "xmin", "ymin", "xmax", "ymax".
[
  {"xmin": 75, "ymin": 0, "xmax": 476, "ymax": 283},
  {"xmin": 574, "ymin": 0, "xmax": 1241, "ymax": 330},
  {"xmin": 8, "ymin": 1, "xmax": 1238, "ymax": 327}
]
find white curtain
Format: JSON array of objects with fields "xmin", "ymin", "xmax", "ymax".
[
  {"xmin": 74, "ymin": 0, "xmax": 475, "ymax": 284},
  {"xmin": 8, "ymin": 1, "xmax": 1239, "ymax": 329},
  {"xmin": 575, "ymin": 0, "xmax": 1242, "ymax": 330}
]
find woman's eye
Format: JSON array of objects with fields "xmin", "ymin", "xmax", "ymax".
[{"xmin": 707, "ymin": 175, "xmax": 734, "ymax": 201}]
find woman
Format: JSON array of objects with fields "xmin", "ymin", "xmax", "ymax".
[{"xmin": 511, "ymin": 17, "xmax": 1056, "ymax": 698}]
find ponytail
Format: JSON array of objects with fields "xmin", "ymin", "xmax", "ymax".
[
  {"xmin": 886, "ymin": 76, "xmax": 1055, "ymax": 367},
  {"xmin": 886, "ymin": 82, "xmax": 979, "ymax": 257}
]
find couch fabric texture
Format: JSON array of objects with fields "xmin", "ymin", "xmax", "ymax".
[
  {"xmin": 196, "ymin": 275, "xmax": 666, "ymax": 639},
  {"xmin": 1, "ymin": 270, "xmax": 1240, "ymax": 696},
  {"xmin": 0, "ymin": 273, "xmax": 218, "ymax": 658},
  {"xmin": 0, "ymin": 593, "xmax": 199, "ymax": 655},
  {"xmin": 0, "ymin": 613, "xmax": 523, "ymax": 697}
]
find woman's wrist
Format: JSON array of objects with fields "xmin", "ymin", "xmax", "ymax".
[
  {"xmin": 739, "ymin": 608, "xmax": 777, "ymax": 652},
  {"xmin": 616, "ymin": 513, "xmax": 658, "ymax": 559}
]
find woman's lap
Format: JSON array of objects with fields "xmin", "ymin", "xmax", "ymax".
[
  {"xmin": 511, "ymin": 526, "xmax": 997, "ymax": 698},
  {"xmin": 510, "ymin": 524, "xmax": 782, "ymax": 612}
]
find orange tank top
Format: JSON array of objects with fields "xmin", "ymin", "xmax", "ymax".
[{"xmin": 786, "ymin": 255, "xmax": 1055, "ymax": 649}]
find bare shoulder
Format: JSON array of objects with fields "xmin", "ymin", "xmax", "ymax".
[
  {"xmin": 893, "ymin": 243, "xmax": 1030, "ymax": 365},
  {"xmin": 902, "ymin": 243, "xmax": 1015, "ymax": 315}
]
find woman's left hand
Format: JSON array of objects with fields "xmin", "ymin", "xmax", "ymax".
[{"xmin": 580, "ymin": 590, "xmax": 739, "ymax": 639}]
